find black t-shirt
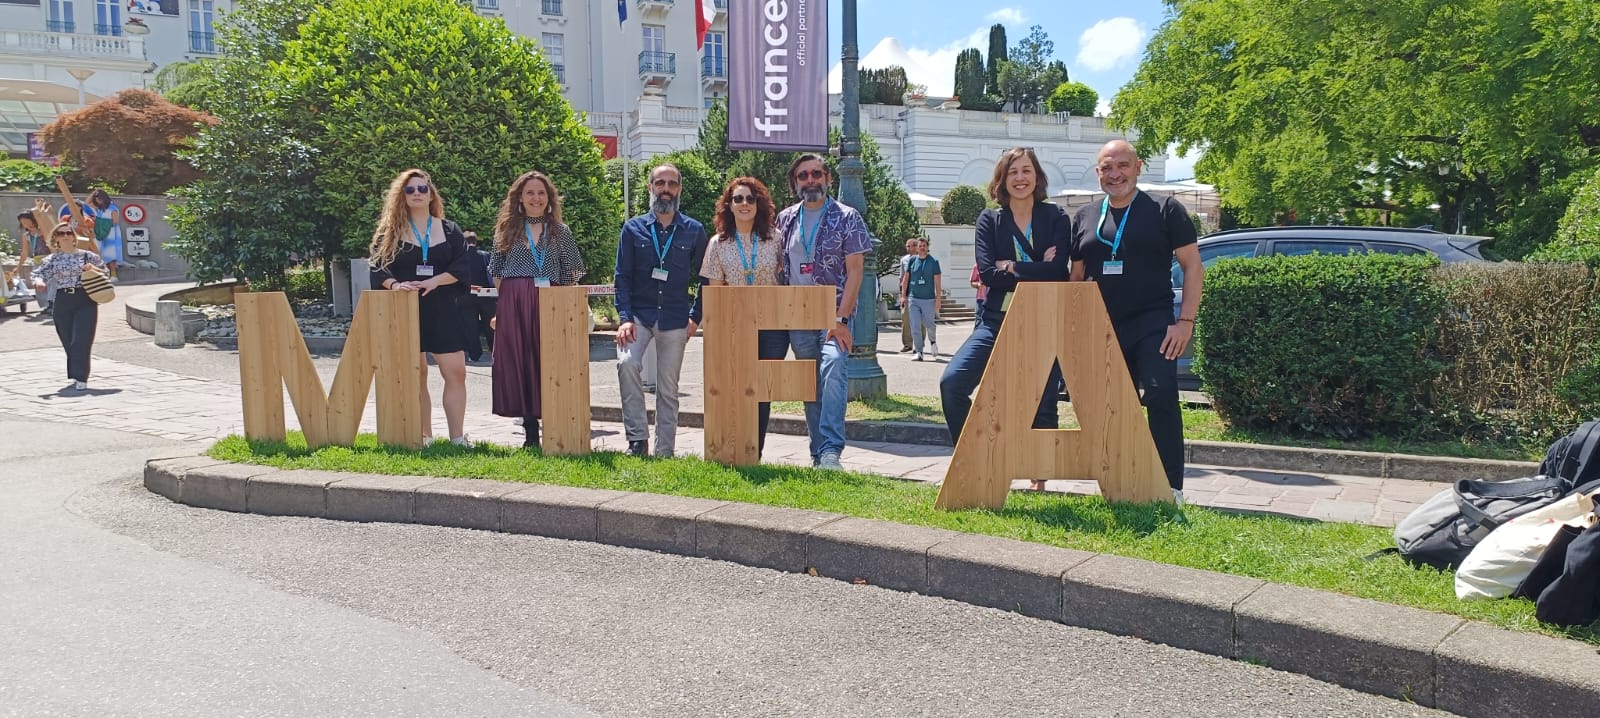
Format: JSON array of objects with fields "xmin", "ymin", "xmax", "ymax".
[
  {"xmin": 370, "ymin": 218, "xmax": 473, "ymax": 305},
  {"xmin": 1071, "ymin": 192, "xmax": 1197, "ymax": 325}
]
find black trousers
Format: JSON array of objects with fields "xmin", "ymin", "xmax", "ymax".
[
  {"xmin": 53, "ymin": 287, "xmax": 98, "ymax": 382},
  {"xmin": 1115, "ymin": 310, "xmax": 1185, "ymax": 491},
  {"xmin": 461, "ymin": 296, "xmax": 497, "ymax": 359}
]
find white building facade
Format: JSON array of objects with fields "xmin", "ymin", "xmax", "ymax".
[{"xmin": 0, "ymin": 0, "xmax": 233, "ymax": 155}]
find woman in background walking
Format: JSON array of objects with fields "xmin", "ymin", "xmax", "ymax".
[
  {"xmin": 31, "ymin": 222, "xmax": 107, "ymax": 393},
  {"xmin": 488, "ymin": 170, "xmax": 586, "ymax": 447}
]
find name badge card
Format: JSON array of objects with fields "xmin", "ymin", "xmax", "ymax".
[
  {"xmin": 1102, "ymin": 261, "xmax": 1124, "ymax": 276},
  {"xmin": 651, "ymin": 268, "xmax": 670, "ymax": 282},
  {"xmin": 799, "ymin": 263, "xmax": 815, "ymax": 275},
  {"xmin": 416, "ymin": 265, "xmax": 435, "ymax": 277}
]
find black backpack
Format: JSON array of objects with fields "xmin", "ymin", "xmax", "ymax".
[{"xmin": 1538, "ymin": 419, "xmax": 1600, "ymax": 488}]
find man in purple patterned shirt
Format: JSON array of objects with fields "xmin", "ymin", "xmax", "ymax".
[{"xmin": 774, "ymin": 154, "xmax": 871, "ymax": 470}]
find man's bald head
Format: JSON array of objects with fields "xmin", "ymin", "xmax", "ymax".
[{"xmin": 1095, "ymin": 140, "xmax": 1142, "ymax": 205}]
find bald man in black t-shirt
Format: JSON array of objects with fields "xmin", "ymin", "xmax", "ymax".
[{"xmin": 1071, "ymin": 140, "xmax": 1205, "ymax": 503}]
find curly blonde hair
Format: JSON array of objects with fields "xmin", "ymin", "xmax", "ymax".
[
  {"xmin": 369, "ymin": 169, "xmax": 444, "ymax": 270},
  {"xmin": 493, "ymin": 170, "xmax": 564, "ymax": 255}
]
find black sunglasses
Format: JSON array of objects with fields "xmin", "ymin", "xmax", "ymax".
[
  {"xmin": 794, "ymin": 169, "xmax": 827, "ymax": 181},
  {"xmin": 729, "ymin": 194, "xmax": 756, "ymax": 205},
  {"xmin": 404, "ymin": 185, "xmax": 431, "ymax": 195}
]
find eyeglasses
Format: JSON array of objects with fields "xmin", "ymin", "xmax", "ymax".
[
  {"xmin": 795, "ymin": 169, "xmax": 827, "ymax": 181},
  {"xmin": 729, "ymin": 194, "xmax": 756, "ymax": 205},
  {"xmin": 404, "ymin": 185, "xmax": 431, "ymax": 195}
]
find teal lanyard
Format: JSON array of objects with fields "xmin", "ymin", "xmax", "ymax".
[
  {"xmin": 409, "ymin": 217, "xmax": 432, "ymax": 263},
  {"xmin": 1013, "ymin": 222, "xmax": 1034, "ymax": 263},
  {"xmin": 733, "ymin": 231, "xmax": 758, "ymax": 285},
  {"xmin": 650, "ymin": 222, "xmax": 676, "ymax": 267},
  {"xmin": 525, "ymin": 223, "xmax": 547, "ymax": 273},
  {"xmin": 1096, "ymin": 194, "xmax": 1135, "ymax": 259},
  {"xmin": 800, "ymin": 198, "xmax": 830, "ymax": 260},
  {"xmin": 911, "ymin": 256, "xmax": 926, "ymax": 276}
]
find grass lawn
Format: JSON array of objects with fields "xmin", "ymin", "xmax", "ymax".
[
  {"xmin": 211, "ymin": 432, "xmax": 1594, "ymax": 643},
  {"xmin": 770, "ymin": 395, "xmax": 1540, "ymax": 462}
]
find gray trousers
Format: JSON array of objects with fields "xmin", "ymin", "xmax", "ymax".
[
  {"xmin": 909, "ymin": 297, "xmax": 938, "ymax": 353},
  {"xmin": 617, "ymin": 322, "xmax": 689, "ymax": 457}
]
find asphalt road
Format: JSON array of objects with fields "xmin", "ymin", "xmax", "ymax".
[{"xmin": 0, "ymin": 416, "xmax": 1453, "ymax": 717}]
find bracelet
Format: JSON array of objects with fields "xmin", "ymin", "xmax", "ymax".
[{"xmin": 1178, "ymin": 317, "xmax": 1195, "ymax": 323}]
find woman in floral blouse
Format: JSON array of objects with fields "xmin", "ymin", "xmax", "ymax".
[
  {"xmin": 32, "ymin": 222, "xmax": 108, "ymax": 393},
  {"xmin": 700, "ymin": 176, "xmax": 785, "ymax": 457}
]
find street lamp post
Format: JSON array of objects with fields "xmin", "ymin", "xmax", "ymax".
[{"xmin": 837, "ymin": 0, "xmax": 887, "ymax": 399}]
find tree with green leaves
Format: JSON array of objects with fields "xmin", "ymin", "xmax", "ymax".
[
  {"xmin": 1045, "ymin": 81, "xmax": 1097, "ymax": 117},
  {"xmin": 986, "ymin": 24, "xmax": 1007, "ymax": 97},
  {"xmin": 996, "ymin": 26, "xmax": 1065, "ymax": 114},
  {"xmin": 172, "ymin": 0, "xmax": 620, "ymax": 287},
  {"xmin": 941, "ymin": 185, "xmax": 988, "ymax": 225},
  {"xmin": 953, "ymin": 48, "xmax": 985, "ymax": 105},
  {"xmin": 1111, "ymin": 0, "xmax": 1600, "ymax": 253},
  {"xmin": 617, "ymin": 150, "xmax": 723, "ymax": 226},
  {"xmin": 151, "ymin": 60, "xmax": 218, "ymax": 110}
]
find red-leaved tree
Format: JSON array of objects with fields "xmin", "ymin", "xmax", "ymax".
[{"xmin": 39, "ymin": 88, "xmax": 215, "ymax": 195}]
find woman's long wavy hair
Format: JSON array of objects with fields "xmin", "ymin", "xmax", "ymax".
[
  {"xmin": 369, "ymin": 169, "xmax": 444, "ymax": 270},
  {"xmin": 712, "ymin": 176, "xmax": 777, "ymax": 242},
  {"xmin": 493, "ymin": 171, "xmax": 564, "ymax": 255}
]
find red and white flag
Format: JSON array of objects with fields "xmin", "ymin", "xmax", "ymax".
[{"xmin": 695, "ymin": 0, "xmax": 716, "ymax": 49}]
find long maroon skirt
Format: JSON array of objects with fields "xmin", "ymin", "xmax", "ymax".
[{"xmin": 491, "ymin": 277, "xmax": 543, "ymax": 419}]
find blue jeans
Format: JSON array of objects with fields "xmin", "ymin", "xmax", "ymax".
[
  {"xmin": 787, "ymin": 328, "xmax": 848, "ymax": 459},
  {"xmin": 939, "ymin": 310, "xmax": 1063, "ymax": 443}
]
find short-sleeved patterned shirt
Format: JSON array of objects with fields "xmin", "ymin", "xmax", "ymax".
[
  {"xmin": 489, "ymin": 218, "xmax": 586, "ymax": 286},
  {"xmin": 702, "ymin": 230, "xmax": 783, "ymax": 286},
  {"xmin": 31, "ymin": 249, "xmax": 106, "ymax": 289},
  {"xmin": 774, "ymin": 198, "xmax": 871, "ymax": 305}
]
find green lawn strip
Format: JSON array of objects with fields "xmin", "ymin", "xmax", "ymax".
[
  {"xmin": 771, "ymin": 395, "xmax": 1538, "ymax": 461},
  {"xmin": 210, "ymin": 432, "xmax": 1593, "ymax": 643}
]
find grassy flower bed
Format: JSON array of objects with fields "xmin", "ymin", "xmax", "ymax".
[{"xmin": 210, "ymin": 432, "xmax": 1593, "ymax": 642}]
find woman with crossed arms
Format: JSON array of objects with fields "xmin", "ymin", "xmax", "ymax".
[
  {"xmin": 939, "ymin": 147, "xmax": 1073, "ymax": 490},
  {"xmin": 700, "ymin": 177, "xmax": 786, "ymax": 458},
  {"xmin": 488, "ymin": 170, "xmax": 586, "ymax": 448},
  {"xmin": 369, "ymin": 169, "xmax": 475, "ymax": 446}
]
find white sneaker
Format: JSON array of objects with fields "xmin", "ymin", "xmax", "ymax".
[
  {"xmin": 450, "ymin": 435, "xmax": 471, "ymax": 447},
  {"xmin": 930, "ymin": 344, "xmax": 939, "ymax": 357},
  {"xmin": 74, "ymin": 381, "xmax": 87, "ymax": 391},
  {"xmin": 1172, "ymin": 488, "xmax": 1185, "ymax": 506}
]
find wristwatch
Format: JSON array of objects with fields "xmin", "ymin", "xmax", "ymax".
[{"xmin": 836, "ymin": 316, "xmax": 850, "ymax": 325}]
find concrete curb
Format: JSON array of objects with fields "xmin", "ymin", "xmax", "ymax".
[
  {"xmin": 145, "ymin": 457, "xmax": 1599, "ymax": 718},
  {"xmin": 590, "ymin": 405, "xmax": 1540, "ymax": 482}
]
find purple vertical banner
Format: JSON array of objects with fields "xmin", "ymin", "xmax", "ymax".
[{"xmin": 728, "ymin": 0, "xmax": 827, "ymax": 151}]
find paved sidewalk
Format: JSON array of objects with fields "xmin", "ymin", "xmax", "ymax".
[{"xmin": 0, "ymin": 344, "xmax": 1443, "ymax": 527}]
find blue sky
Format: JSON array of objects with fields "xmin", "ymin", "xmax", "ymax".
[{"xmin": 824, "ymin": 1, "xmax": 1197, "ymax": 180}]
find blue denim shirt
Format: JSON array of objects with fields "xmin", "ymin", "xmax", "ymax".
[{"xmin": 614, "ymin": 212, "xmax": 708, "ymax": 330}]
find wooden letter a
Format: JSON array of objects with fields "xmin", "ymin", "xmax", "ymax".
[
  {"xmin": 702, "ymin": 285, "xmax": 835, "ymax": 466},
  {"xmin": 935, "ymin": 283, "xmax": 1172, "ymax": 510},
  {"xmin": 237, "ymin": 290, "xmax": 423, "ymax": 448}
]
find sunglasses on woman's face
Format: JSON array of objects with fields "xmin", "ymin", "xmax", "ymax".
[
  {"xmin": 404, "ymin": 185, "xmax": 431, "ymax": 195},
  {"xmin": 730, "ymin": 194, "xmax": 756, "ymax": 205}
]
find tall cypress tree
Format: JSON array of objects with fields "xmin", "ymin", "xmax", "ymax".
[{"xmin": 986, "ymin": 24, "xmax": 1008, "ymax": 95}]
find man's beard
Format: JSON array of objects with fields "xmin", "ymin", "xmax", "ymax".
[
  {"xmin": 651, "ymin": 194, "xmax": 679, "ymax": 215},
  {"xmin": 800, "ymin": 186, "xmax": 827, "ymax": 203}
]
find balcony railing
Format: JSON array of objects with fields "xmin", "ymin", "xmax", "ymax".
[
  {"xmin": 638, "ymin": 51, "xmax": 675, "ymax": 80},
  {"xmin": 474, "ymin": 0, "xmax": 499, "ymax": 10},
  {"xmin": 46, "ymin": 20, "xmax": 76, "ymax": 34},
  {"xmin": 189, "ymin": 30, "xmax": 216, "ymax": 54},
  {"xmin": 700, "ymin": 55, "xmax": 726, "ymax": 81},
  {"xmin": 94, "ymin": 23, "xmax": 123, "ymax": 37},
  {"xmin": 713, "ymin": 0, "xmax": 727, "ymax": 9},
  {"xmin": 637, "ymin": 0, "xmax": 674, "ymax": 11},
  {"xmin": 551, "ymin": 62, "xmax": 565, "ymax": 84},
  {"xmin": 541, "ymin": 0, "xmax": 562, "ymax": 15},
  {"xmin": 7, "ymin": 29, "xmax": 145, "ymax": 61}
]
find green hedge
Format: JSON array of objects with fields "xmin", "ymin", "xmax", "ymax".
[{"xmin": 1194, "ymin": 253, "xmax": 1446, "ymax": 438}]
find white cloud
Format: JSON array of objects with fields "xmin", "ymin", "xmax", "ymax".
[
  {"xmin": 1075, "ymin": 18, "xmax": 1146, "ymax": 72},
  {"xmin": 830, "ymin": 29, "xmax": 989, "ymax": 97},
  {"xmin": 984, "ymin": 8, "xmax": 1027, "ymax": 25}
]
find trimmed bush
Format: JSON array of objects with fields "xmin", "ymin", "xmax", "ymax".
[
  {"xmin": 1528, "ymin": 166, "xmax": 1600, "ymax": 265},
  {"xmin": 1431, "ymin": 262, "xmax": 1600, "ymax": 443},
  {"xmin": 940, "ymin": 185, "xmax": 988, "ymax": 225},
  {"xmin": 1194, "ymin": 253, "xmax": 1446, "ymax": 438}
]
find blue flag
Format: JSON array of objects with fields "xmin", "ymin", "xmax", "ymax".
[{"xmin": 617, "ymin": 0, "xmax": 626, "ymax": 26}]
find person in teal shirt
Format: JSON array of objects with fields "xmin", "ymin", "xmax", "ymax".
[{"xmin": 899, "ymin": 237, "xmax": 942, "ymax": 361}]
